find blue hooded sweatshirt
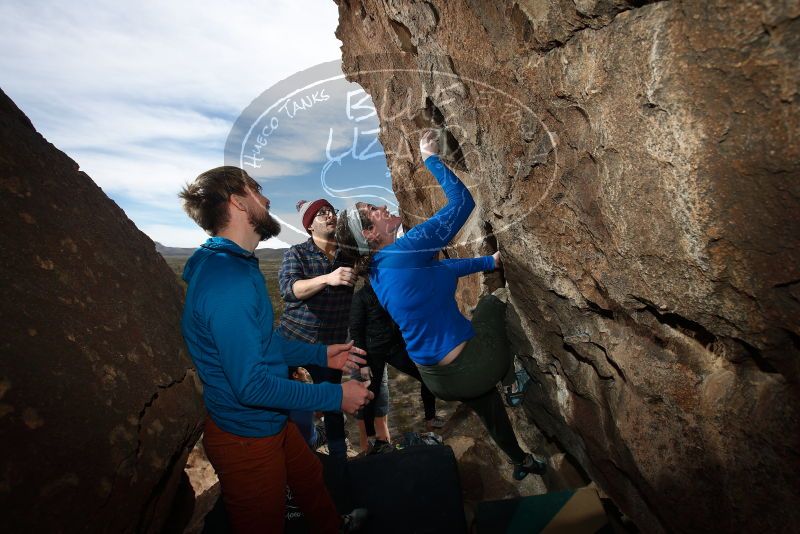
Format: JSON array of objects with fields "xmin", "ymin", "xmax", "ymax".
[{"xmin": 181, "ymin": 237, "xmax": 342, "ymax": 437}]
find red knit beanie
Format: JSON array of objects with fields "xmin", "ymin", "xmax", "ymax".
[{"xmin": 296, "ymin": 199, "xmax": 334, "ymax": 234}]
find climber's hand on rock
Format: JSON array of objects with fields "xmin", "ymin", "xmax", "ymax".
[
  {"xmin": 493, "ymin": 251, "xmax": 502, "ymax": 270},
  {"xmin": 420, "ymin": 129, "xmax": 440, "ymax": 159}
]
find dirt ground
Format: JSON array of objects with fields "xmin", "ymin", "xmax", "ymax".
[{"xmin": 341, "ymin": 366, "xmax": 461, "ymax": 454}]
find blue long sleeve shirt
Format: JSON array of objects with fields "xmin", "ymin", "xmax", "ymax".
[
  {"xmin": 181, "ymin": 237, "xmax": 342, "ymax": 437},
  {"xmin": 369, "ymin": 155, "xmax": 495, "ymax": 365}
]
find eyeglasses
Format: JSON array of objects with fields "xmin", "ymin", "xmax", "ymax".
[{"xmin": 315, "ymin": 208, "xmax": 338, "ymax": 219}]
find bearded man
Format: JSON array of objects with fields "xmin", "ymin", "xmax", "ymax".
[{"xmin": 179, "ymin": 167, "xmax": 371, "ymax": 533}]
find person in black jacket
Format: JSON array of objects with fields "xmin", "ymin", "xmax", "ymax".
[{"xmin": 349, "ymin": 280, "xmax": 444, "ymax": 452}]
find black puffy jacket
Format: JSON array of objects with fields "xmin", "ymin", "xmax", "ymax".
[{"xmin": 349, "ymin": 284, "xmax": 404, "ymax": 354}]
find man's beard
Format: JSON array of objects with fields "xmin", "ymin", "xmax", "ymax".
[{"xmin": 248, "ymin": 207, "xmax": 282, "ymax": 241}]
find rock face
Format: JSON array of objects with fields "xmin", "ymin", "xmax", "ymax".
[
  {"xmin": 0, "ymin": 89, "xmax": 205, "ymax": 532},
  {"xmin": 335, "ymin": 1, "xmax": 800, "ymax": 532},
  {"xmin": 443, "ymin": 403, "xmax": 549, "ymax": 504}
]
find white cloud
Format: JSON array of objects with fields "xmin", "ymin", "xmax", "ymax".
[
  {"xmin": 0, "ymin": 0, "xmax": 354, "ymax": 247},
  {"xmin": 48, "ymin": 100, "xmax": 231, "ymax": 149},
  {"xmin": 0, "ymin": 0, "xmax": 344, "ymax": 112},
  {"xmin": 77, "ymin": 147, "xmax": 223, "ymax": 209}
]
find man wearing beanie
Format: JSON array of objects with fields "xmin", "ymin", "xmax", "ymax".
[{"xmin": 279, "ymin": 199, "xmax": 357, "ymax": 462}]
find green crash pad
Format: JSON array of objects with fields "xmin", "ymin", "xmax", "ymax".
[{"xmin": 476, "ymin": 487, "xmax": 608, "ymax": 534}]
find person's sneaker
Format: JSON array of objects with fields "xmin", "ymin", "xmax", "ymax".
[
  {"xmin": 505, "ymin": 360, "xmax": 532, "ymax": 407},
  {"xmin": 512, "ymin": 453, "xmax": 547, "ymax": 481},
  {"xmin": 425, "ymin": 415, "xmax": 446, "ymax": 431},
  {"xmin": 341, "ymin": 507, "xmax": 368, "ymax": 532},
  {"xmin": 367, "ymin": 439, "xmax": 395, "ymax": 455}
]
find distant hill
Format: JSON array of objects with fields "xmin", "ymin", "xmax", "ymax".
[
  {"xmin": 154, "ymin": 242, "xmax": 196, "ymax": 257},
  {"xmin": 155, "ymin": 242, "xmax": 288, "ymax": 261}
]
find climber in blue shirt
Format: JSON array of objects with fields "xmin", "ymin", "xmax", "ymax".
[{"xmin": 335, "ymin": 129, "xmax": 546, "ymax": 481}]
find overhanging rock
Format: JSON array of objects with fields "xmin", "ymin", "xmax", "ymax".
[{"xmin": 334, "ymin": 1, "xmax": 800, "ymax": 532}]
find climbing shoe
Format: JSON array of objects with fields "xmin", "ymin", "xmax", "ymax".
[
  {"xmin": 341, "ymin": 507, "xmax": 368, "ymax": 532},
  {"xmin": 505, "ymin": 358, "xmax": 532, "ymax": 407},
  {"xmin": 512, "ymin": 453, "xmax": 547, "ymax": 481},
  {"xmin": 425, "ymin": 415, "xmax": 446, "ymax": 431}
]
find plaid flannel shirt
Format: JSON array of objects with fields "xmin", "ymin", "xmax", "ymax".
[{"xmin": 277, "ymin": 238, "xmax": 354, "ymax": 345}]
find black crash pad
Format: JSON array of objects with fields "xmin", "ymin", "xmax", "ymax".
[
  {"xmin": 204, "ymin": 444, "xmax": 467, "ymax": 534},
  {"xmin": 318, "ymin": 444, "xmax": 468, "ymax": 534}
]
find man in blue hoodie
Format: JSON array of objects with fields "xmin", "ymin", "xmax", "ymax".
[{"xmin": 179, "ymin": 166, "xmax": 372, "ymax": 533}]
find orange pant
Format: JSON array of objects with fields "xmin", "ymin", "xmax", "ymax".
[{"xmin": 203, "ymin": 418, "xmax": 340, "ymax": 534}]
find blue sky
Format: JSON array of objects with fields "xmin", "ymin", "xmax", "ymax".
[{"xmin": 0, "ymin": 0, "xmax": 395, "ymax": 247}]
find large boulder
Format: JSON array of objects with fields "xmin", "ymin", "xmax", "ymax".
[
  {"xmin": 334, "ymin": 1, "xmax": 800, "ymax": 532},
  {"xmin": 0, "ymin": 89, "xmax": 205, "ymax": 532}
]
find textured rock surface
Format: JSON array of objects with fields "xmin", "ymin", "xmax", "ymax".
[
  {"xmin": 443, "ymin": 404, "xmax": 548, "ymax": 503},
  {"xmin": 335, "ymin": 1, "xmax": 800, "ymax": 532},
  {"xmin": 0, "ymin": 89, "xmax": 205, "ymax": 532},
  {"xmin": 180, "ymin": 443, "xmax": 221, "ymax": 534}
]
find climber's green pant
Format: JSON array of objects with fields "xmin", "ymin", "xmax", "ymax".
[{"xmin": 417, "ymin": 294, "xmax": 525, "ymax": 463}]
